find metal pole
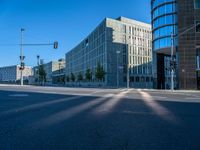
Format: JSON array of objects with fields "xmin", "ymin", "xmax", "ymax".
[
  {"xmin": 127, "ymin": 45, "xmax": 129, "ymax": 89},
  {"xmin": 37, "ymin": 55, "xmax": 40, "ymax": 84},
  {"xmin": 20, "ymin": 28, "xmax": 25, "ymax": 86},
  {"xmin": 171, "ymin": 33, "xmax": 174, "ymax": 91},
  {"xmin": 116, "ymin": 51, "xmax": 120, "ymax": 88}
]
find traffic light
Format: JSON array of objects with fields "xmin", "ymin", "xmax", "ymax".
[
  {"xmin": 54, "ymin": 41, "xmax": 58, "ymax": 49},
  {"xmin": 19, "ymin": 62, "xmax": 25, "ymax": 70}
]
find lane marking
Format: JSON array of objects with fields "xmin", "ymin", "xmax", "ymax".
[
  {"xmin": 9, "ymin": 94, "xmax": 29, "ymax": 97},
  {"xmin": 185, "ymin": 97, "xmax": 200, "ymax": 100}
]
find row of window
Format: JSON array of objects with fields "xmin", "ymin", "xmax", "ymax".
[
  {"xmin": 129, "ymin": 66, "xmax": 152, "ymax": 75},
  {"xmin": 153, "ymin": 37, "xmax": 171, "ymax": 49},
  {"xmin": 126, "ymin": 37, "xmax": 152, "ymax": 47},
  {"xmin": 129, "ymin": 46, "xmax": 152, "ymax": 56},
  {"xmin": 122, "ymin": 25, "xmax": 151, "ymax": 38},
  {"xmin": 128, "ymin": 76, "xmax": 153, "ymax": 83},
  {"xmin": 152, "ymin": 0, "xmax": 175, "ymax": 9},
  {"xmin": 152, "ymin": 3, "xmax": 176, "ymax": 19},
  {"xmin": 129, "ymin": 56, "xmax": 152, "ymax": 66},
  {"xmin": 153, "ymin": 14, "xmax": 177, "ymax": 29},
  {"xmin": 153, "ymin": 25, "xmax": 178, "ymax": 39}
]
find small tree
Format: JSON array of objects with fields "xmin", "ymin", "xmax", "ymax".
[
  {"xmin": 38, "ymin": 64, "xmax": 46, "ymax": 85},
  {"xmin": 77, "ymin": 72, "xmax": 83, "ymax": 82},
  {"xmin": 85, "ymin": 68, "xmax": 92, "ymax": 82},
  {"xmin": 95, "ymin": 62, "xmax": 105, "ymax": 82},
  {"xmin": 70, "ymin": 73, "xmax": 75, "ymax": 82}
]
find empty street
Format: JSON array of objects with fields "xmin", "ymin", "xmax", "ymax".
[{"xmin": 0, "ymin": 85, "xmax": 200, "ymax": 150}]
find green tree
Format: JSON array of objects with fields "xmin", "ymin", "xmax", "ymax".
[
  {"xmin": 77, "ymin": 72, "xmax": 83, "ymax": 82},
  {"xmin": 38, "ymin": 64, "xmax": 46, "ymax": 85},
  {"xmin": 95, "ymin": 62, "xmax": 105, "ymax": 82},
  {"xmin": 85, "ymin": 68, "xmax": 92, "ymax": 81},
  {"xmin": 70, "ymin": 73, "xmax": 76, "ymax": 82}
]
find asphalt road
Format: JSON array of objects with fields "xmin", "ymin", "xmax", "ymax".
[{"xmin": 0, "ymin": 85, "xmax": 200, "ymax": 150}]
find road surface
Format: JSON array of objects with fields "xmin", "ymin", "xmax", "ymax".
[{"xmin": 0, "ymin": 85, "xmax": 200, "ymax": 150}]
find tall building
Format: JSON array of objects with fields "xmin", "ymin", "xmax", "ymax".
[
  {"xmin": 151, "ymin": 0, "xmax": 200, "ymax": 89},
  {"xmin": 0, "ymin": 65, "xmax": 32, "ymax": 83},
  {"xmin": 65, "ymin": 17, "xmax": 152, "ymax": 88}
]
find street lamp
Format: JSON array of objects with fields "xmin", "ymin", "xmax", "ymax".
[
  {"xmin": 126, "ymin": 45, "xmax": 130, "ymax": 89},
  {"xmin": 116, "ymin": 50, "xmax": 120, "ymax": 88},
  {"xmin": 20, "ymin": 28, "xmax": 25, "ymax": 86},
  {"xmin": 170, "ymin": 32, "xmax": 175, "ymax": 91},
  {"xmin": 36, "ymin": 55, "xmax": 40, "ymax": 84}
]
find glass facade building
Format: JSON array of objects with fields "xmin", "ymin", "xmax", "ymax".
[
  {"xmin": 151, "ymin": 0, "xmax": 200, "ymax": 90},
  {"xmin": 152, "ymin": 0, "xmax": 177, "ymax": 50}
]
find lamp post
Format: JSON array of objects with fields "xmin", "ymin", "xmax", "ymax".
[
  {"xmin": 126, "ymin": 45, "xmax": 130, "ymax": 89},
  {"xmin": 116, "ymin": 50, "xmax": 120, "ymax": 88},
  {"xmin": 20, "ymin": 28, "xmax": 25, "ymax": 86},
  {"xmin": 170, "ymin": 32, "xmax": 174, "ymax": 91},
  {"xmin": 36, "ymin": 55, "xmax": 40, "ymax": 84}
]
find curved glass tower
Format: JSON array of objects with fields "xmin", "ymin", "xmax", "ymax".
[
  {"xmin": 152, "ymin": 0, "xmax": 177, "ymax": 50},
  {"xmin": 151, "ymin": 0, "xmax": 200, "ymax": 90},
  {"xmin": 151, "ymin": 0, "xmax": 178, "ymax": 89}
]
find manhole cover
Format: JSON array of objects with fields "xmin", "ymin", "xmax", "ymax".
[{"xmin": 9, "ymin": 94, "xmax": 29, "ymax": 97}]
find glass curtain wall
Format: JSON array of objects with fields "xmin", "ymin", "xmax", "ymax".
[{"xmin": 152, "ymin": 0, "xmax": 177, "ymax": 50}]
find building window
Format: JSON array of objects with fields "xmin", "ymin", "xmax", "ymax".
[
  {"xmin": 196, "ymin": 21, "xmax": 200, "ymax": 32},
  {"xmin": 197, "ymin": 48, "xmax": 200, "ymax": 69},
  {"xmin": 194, "ymin": 0, "xmax": 200, "ymax": 9},
  {"xmin": 85, "ymin": 39, "xmax": 89, "ymax": 47}
]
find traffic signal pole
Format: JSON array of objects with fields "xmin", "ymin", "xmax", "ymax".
[
  {"xmin": 20, "ymin": 28, "xmax": 25, "ymax": 86},
  {"xmin": 170, "ymin": 33, "xmax": 174, "ymax": 91},
  {"xmin": 18, "ymin": 28, "xmax": 58, "ymax": 86}
]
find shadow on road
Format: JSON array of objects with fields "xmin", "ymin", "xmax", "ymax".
[{"xmin": 0, "ymin": 90, "xmax": 200, "ymax": 150}]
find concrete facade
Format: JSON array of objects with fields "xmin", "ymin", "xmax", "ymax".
[
  {"xmin": 0, "ymin": 65, "xmax": 32, "ymax": 82},
  {"xmin": 65, "ymin": 17, "xmax": 152, "ymax": 88},
  {"xmin": 33, "ymin": 59, "xmax": 65, "ymax": 84}
]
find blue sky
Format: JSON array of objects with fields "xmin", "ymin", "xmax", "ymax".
[{"xmin": 0, "ymin": 0, "xmax": 151, "ymax": 67}]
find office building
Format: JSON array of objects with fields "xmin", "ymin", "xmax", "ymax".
[
  {"xmin": 33, "ymin": 59, "xmax": 65, "ymax": 84},
  {"xmin": 0, "ymin": 65, "xmax": 32, "ymax": 83},
  {"xmin": 65, "ymin": 17, "xmax": 152, "ymax": 88},
  {"xmin": 151, "ymin": 0, "xmax": 200, "ymax": 89}
]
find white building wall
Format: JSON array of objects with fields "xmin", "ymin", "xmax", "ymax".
[{"xmin": 0, "ymin": 65, "xmax": 32, "ymax": 82}]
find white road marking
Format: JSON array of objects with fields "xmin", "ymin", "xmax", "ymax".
[{"xmin": 9, "ymin": 94, "xmax": 29, "ymax": 97}]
